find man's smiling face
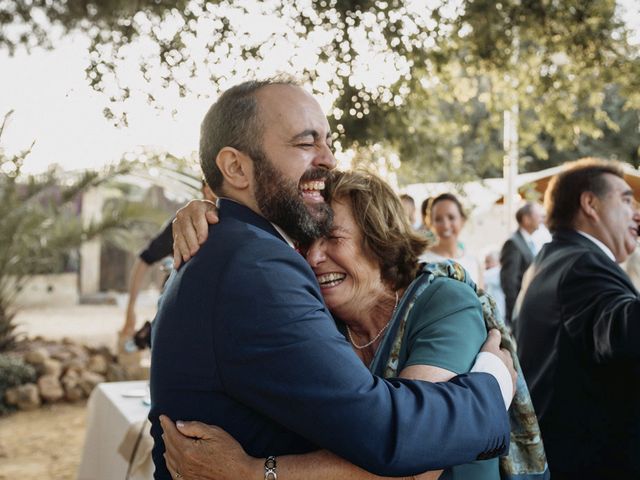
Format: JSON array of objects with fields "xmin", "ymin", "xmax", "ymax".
[
  {"xmin": 594, "ymin": 173, "xmax": 640, "ymax": 262},
  {"xmin": 251, "ymin": 84, "xmax": 337, "ymax": 244}
]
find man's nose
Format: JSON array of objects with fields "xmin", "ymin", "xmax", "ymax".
[
  {"xmin": 312, "ymin": 143, "xmax": 336, "ymax": 170},
  {"xmin": 632, "ymin": 199, "xmax": 640, "ymax": 220}
]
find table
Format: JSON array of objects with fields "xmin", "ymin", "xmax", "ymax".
[{"xmin": 78, "ymin": 381, "xmax": 153, "ymax": 480}]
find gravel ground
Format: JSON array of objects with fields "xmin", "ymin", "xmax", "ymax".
[
  {"xmin": 0, "ymin": 402, "xmax": 87, "ymax": 479},
  {"xmin": 0, "ymin": 299, "xmax": 158, "ymax": 479}
]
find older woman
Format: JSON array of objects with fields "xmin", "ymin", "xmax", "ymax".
[{"xmin": 166, "ymin": 170, "xmax": 499, "ymax": 480}]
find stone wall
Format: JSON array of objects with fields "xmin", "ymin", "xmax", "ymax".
[
  {"xmin": 10, "ymin": 273, "xmax": 79, "ymax": 308},
  {"xmin": 3, "ymin": 338, "xmax": 148, "ymax": 412}
]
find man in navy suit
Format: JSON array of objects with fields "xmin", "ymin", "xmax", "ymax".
[
  {"xmin": 149, "ymin": 79, "xmax": 514, "ymax": 480},
  {"xmin": 500, "ymin": 202, "xmax": 544, "ymax": 325},
  {"xmin": 515, "ymin": 158, "xmax": 640, "ymax": 479}
]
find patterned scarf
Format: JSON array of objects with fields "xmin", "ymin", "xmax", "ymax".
[{"xmin": 380, "ymin": 260, "xmax": 550, "ymax": 480}]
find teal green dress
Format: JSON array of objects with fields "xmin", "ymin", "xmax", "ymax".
[{"xmin": 369, "ymin": 275, "xmax": 500, "ymax": 480}]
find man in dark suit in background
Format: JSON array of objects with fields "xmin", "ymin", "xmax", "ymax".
[
  {"xmin": 500, "ymin": 202, "xmax": 544, "ymax": 324},
  {"xmin": 515, "ymin": 158, "xmax": 640, "ymax": 480},
  {"xmin": 149, "ymin": 78, "xmax": 515, "ymax": 479}
]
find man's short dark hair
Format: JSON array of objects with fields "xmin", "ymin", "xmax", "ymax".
[
  {"xmin": 516, "ymin": 203, "xmax": 535, "ymax": 226},
  {"xmin": 199, "ymin": 77, "xmax": 299, "ymax": 195},
  {"xmin": 545, "ymin": 157, "xmax": 625, "ymax": 232}
]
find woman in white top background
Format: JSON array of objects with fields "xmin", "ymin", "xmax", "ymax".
[{"xmin": 419, "ymin": 193, "xmax": 484, "ymax": 288}]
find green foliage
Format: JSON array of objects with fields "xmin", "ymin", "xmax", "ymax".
[
  {"xmin": 0, "ymin": 304, "xmax": 17, "ymax": 353},
  {"xmin": 0, "ymin": 353, "xmax": 36, "ymax": 415},
  {"xmin": 2, "ymin": 1, "xmax": 640, "ymax": 179},
  {"xmin": 0, "ymin": 112, "xmax": 170, "ymax": 351}
]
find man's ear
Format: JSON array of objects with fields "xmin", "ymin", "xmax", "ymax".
[
  {"xmin": 579, "ymin": 191, "xmax": 600, "ymax": 221},
  {"xmin": 215, "ymin": 147, "xmax": 252, "ymax": 190}
]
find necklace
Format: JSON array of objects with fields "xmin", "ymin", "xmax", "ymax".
[{"xmin": 347, "ymin": 291, "xmax": 399, "ymax": 350}]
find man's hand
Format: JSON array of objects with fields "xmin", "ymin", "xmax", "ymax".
[
  {"xmin": 160, "ymin": 415, "xmax": 260, "ymax": 480},
  {"xmin": 172, "ymin": 200, "xmax": 219, "ymax": 268},
  {"xmin": 480, "ymin": 329, "xmax": 517, "ymax": 399}
]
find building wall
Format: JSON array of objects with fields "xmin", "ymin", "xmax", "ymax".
[{"xmin": 12, "ymin": 273, "xmax": 79, "ymax": 308}]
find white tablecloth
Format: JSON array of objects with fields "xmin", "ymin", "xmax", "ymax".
[{"xmin": 78, "ymin": 381, "xmax": 153, "ymax": 480}]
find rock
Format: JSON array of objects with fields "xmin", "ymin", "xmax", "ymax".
[
  {"xmin": 11, "ymin": 383, "xmax": 41, "ymax": 411},
  {"xmin": 47, "ymin": 342, "xmax": 68, "ymax": 356},
  {"xmin": 4, "ymin": 386, "xmax": 19, "ymax": 405},
  {"xmin": 61, "ymin": 368, "xmax": 80, "ymax": 386},
  {"xmin": 92, "ymin": 345, "xmax": 114, "ymax": 358},
  {"xmin": 50, "ymin": 349, "xmax": 73, "ymax": 363},
  {"xmin": 67, "ymin": 344, "xmax": 89, "ymax": 361},
  {"xmin": 106, "ymin": 363, "xmax": 128, "ymax": 382},
  {"xmin": 87, "ymin": 354, "xmax": 108, "ymax": 374},
  {"xmin": 50, "ymin": 342, "xmax": 88, "ymax": 365},
  {"xmin": 79, "ymin": 371, "xmax": 105, "ymax": 396},
  {"xmin": 64, "ymin": 383, "xmax": 85, "ymax": 401},
  {"xmin": 68, "ymin": 386, "xmax": 85, "ymax": 401},
  {"xmin": 43, "ymin": 358, "xmax": 63, "ymax": 377},
  {"xmin": 64, "ymin": 357, "xmax": 87, "ymax": 372},
  {"xmin": 24, "ymin": 348, "xmax": 49, "ymax": 366},
  {"xmin": 38, "ymin": 374, "xmax": 64, "ymax": 402},
  {"xmin": 61, "ymin": 368, "xmax": 84, "ymax": 401}
]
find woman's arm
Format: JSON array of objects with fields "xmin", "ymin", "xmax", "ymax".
[
  {"xmin": 172, "ymin": 199, "xmax": 218, "ymax": 267},
  {"xmin": 161, "ymin": 415, "xmax": 437, "ymax": 480},
  {"xmin": 160, "ymin": 364, "xmax": 450, "ymax": 480}
]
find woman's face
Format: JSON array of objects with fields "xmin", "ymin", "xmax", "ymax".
[
  {"xmin": 431, "ymin": 199, "xmax": 465, "ymax": 241},
  {"xmin": 306, "ymin": 199, "xmax": 386, "ymax": 318}
]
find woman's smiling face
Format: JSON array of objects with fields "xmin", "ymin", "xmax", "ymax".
[
  {"xmin": 305, "ymin": 199, "xmax": 386, "ymax": 319},
  {"xmin": 431, "ymin": 199, "xmax": 465, "ymax": 241}
]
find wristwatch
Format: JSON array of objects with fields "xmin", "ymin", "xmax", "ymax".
[{"xmin": 264, "ymin": 455, "xmax": 277, "ymax": 480}]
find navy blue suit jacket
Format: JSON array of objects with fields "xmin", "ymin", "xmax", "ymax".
[{"xmin": 149, "ymin": 199, "xmax": 509, "ymax": 479}]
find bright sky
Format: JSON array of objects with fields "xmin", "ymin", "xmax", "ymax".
[
  {"xmin": 0, "ymin": 33, "xmax": 206, "ymax": 174},
  {"xmin": 1, "ymin": 0, "xmax": 638, "ymax": 175}
]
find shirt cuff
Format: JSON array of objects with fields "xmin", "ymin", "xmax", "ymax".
[{"xmin": 470, "ymin": 351, "xmax": 513, "ymax": 409}]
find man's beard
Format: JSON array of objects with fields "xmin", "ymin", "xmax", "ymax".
[{"xmin": 253, "ymin": 150, "xmax": 333, "ymax": 245}]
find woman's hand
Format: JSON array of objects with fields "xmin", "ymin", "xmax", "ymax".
[
  {"xmin": 172, "ymin": 200, "xmax": 219, "ymax": 268},
  {"xmin": 160, "ymin": 415, "xmax": 261, "ymax": 480}
]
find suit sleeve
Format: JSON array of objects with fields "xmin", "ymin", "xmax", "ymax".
[
  {"xmin": 139, "ymin": 217, "xmax": 174, "ymax": 265},
  {"xmin": 403, "ymin": 277, "xmax": 487, "ymax": 374},
  {"xmin": 500, "ymin": 239, "xmax": 521, "ymax": 323},
  {"xmin": 215, "ymin": 244, "xmax": 509, "ymax": 477},
  {"xmin": 560, "ymin": 251, "xmax": 640, "ymax": 363}
]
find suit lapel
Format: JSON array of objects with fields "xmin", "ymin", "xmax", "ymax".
[
  {"xmin": 553, "ymin": 229, "xmax": 634, "ymax": 285},
  {"xmin": 513, "ymin": 231, "xmax": 534, "ymax": 262}
]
